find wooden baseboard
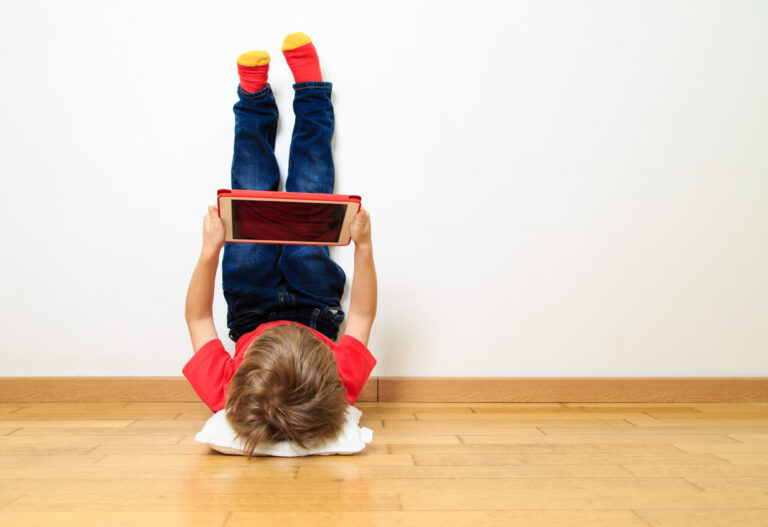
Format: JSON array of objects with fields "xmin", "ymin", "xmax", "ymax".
[
  {"xmin": 377, "ymin": 377, "xmax": 768, "ymax": 403},
  {"xmin": 1, "ymin": 377, "xmax": 767, "ymax": 403},
  {"xmin": 0, "ymin": 377, "xmax": 378, "ymax": 403},
  {"xmin": 0, "ymin": 377, "xmax": 199, "ymax": 403}
]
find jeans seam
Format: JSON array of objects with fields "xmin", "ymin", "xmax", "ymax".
[{"xmin": 293, "ymin": 82, "xmax": 332, "ymax": 91}]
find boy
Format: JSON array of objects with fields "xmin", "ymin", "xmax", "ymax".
[{"xmin": 183, "ymin": 33, "xmax": 377, "ymax": 456}]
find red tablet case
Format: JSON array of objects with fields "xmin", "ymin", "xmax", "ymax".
[{"xmin": 217, "ymin": 189, "xmax": 362, "ymax": 246}]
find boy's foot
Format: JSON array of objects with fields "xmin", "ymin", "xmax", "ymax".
[
  {"xmin": 282, "ymin": 32, "xmax": 322, "ymax": 83},
  {"xmin": 237, "ymin": 50, "xmax": 270, "ymax": 93}
]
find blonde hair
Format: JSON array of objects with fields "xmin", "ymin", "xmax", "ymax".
[{"xmin": 225, "ymin": 323, "xmax": 348, "ymax": 455}]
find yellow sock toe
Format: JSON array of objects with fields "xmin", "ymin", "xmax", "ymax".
[
  {"xmin": 237, "ymin": 50, "xmax": 270, "ymax": 67},
  {"xmin": 281, "ymin": 32, "xmax": 312, "ymax": 51}
]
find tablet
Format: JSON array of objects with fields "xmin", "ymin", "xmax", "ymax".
[{"xmin": 217, "ymin": 189, "xmax": 361, "ymax": 245}]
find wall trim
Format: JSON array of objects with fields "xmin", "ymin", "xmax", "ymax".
[
  {"xmin": 377, "ymin": 377, "xmax": 768, "ymax": 402},
  {"xmin": 1, "ymin": 377, "xmax": 767, "ymax": 403},
  {"xmin": 0, "ymin": 377, "xmax": 378, "ymax": 403}
]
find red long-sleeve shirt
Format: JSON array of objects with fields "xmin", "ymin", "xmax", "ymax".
[{"xmin": 182, "ymin": 321, "xmax": 376, "ymax": 412}]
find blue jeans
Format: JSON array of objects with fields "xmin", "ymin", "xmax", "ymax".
[{"xmin": 222, "ymin": 82, "xmax": 346, "ymax": 342}]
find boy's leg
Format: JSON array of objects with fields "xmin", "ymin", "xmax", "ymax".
[
  {"xmin": 222, "ymin": 57, "xmax": 283, "ymax": 340},
  {"xmin": 281, "ymin": 83, "xmax": 347, "ymax": 303},
  {"xmin": 284, "ymin": 82, "xmax": 335, "ymax": 194},
  {"xmin": 279, "ymin": 34, "xmax": 346, "ymax": 337},
  {"xmin": 283, "ymin": 33, "xmax": 334, "ymax": 195}
]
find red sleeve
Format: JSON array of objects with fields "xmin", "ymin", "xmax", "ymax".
[
  {"xmin": 333, "ymin": 335, "xmax": 377, "ymax": 404},
  {"xmin": 182, "ymin": 339, "xmax": 237, "ymax": 412}
]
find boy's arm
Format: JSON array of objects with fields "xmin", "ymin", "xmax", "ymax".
[
  {"xmin": 344, "ymin": 207, "xmax": 377, "ymax": 347},
  {"xmin": 185, "ymin": 206, "xmax": 226, "ymax": 353}
]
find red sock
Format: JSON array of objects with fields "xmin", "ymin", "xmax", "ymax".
[
  {"xmin": 282, "ymin": 38, "xmax": 322, "ymax": 83},
  {"xmin": 237, "ymin": 51, "xmax": 270, "ymax": 93}
]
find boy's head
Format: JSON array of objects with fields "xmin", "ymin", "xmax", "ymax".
[{"xmin": 225, "ymin": 323, "xmax": 348, "ymax": 456}]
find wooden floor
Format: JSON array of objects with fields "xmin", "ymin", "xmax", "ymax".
[{"xmin": 0, "ymin": 402, "xmax": 767, "ymax": 526}]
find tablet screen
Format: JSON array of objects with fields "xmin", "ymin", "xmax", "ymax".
[{"xmin": 231, "ymin": 199, "xmax": 347, "ymax": 242}]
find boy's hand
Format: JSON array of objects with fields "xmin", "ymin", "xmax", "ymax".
[
  {"xmin": 202, "ymin": 205, "xmax": 226, "ymax": 254},
  {"xmin": 350, "ymin": 207, "xmax": 372, "ymax": 248}
]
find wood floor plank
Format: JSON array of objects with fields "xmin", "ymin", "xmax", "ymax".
[
  {"xmin": 646, "ymin": 411, "xmax": 768, "ymax": 419},
  {"xmin": 562, "ymin": 403, "xmax": 703, "ymax": 408},
  {"xmin": 540, "ymin": 426, "xmax": 768, "ymax": 435},
  {"xmin": 705, "ymin": 452, "xmax": 768, "ymax": 465},
  {"xmin": 287, "ymin": 454, "xmax": 414, "ymax": 466},
  {"xmin": 0, "ymin": 419, "xmax": 135, "ymax": 428},
  {"xmin": 0, "ymin": 433, "xmax": 183, "ymax": 446},
  {"xmin": 0, "ymin": 454, "xmax": 103, "ymax": 469},
  {"xmin": 4, "ymin": 492, "xmax": 402, "ymax": 512},
  {"xmin": 0, "ymin": 492, "xmax": 22, "ymax": 509},
  {"xmin": 684, "ymin": 477, "xmax": 768, "ymax": 492},
  {"xmin": 358, "ymin": 403, "xmax": 469, "ymax": 419},
  {"xmin": 361, "ymin": 404, "xmax": 474, "ymax": 414},
  {"xmin": 554, "ymin": 404, "xmax": 701, "ymax": 414},
  {"xmin": 391, "ymin": 478, "xmax": 768, "ymax": 510},
  {"xmin": 687, "ymin": 403, "xmax": 768, "ymax": 413},
  {"xmin": 461, "ymin": 434, "xmax": 738, "ymax": 445},
  {"xmin": 0, "ymin": 478, "xmax": 340, "ymax": 494},
  {"xmin": 126, "ymin": 419, "xmax": 207, "ymax": 431},
  {"xmin": 296, "ymin": 464, "xmax": 634, "ymax": 479},
  {"xmin": 0, "ymin": 512, "xmax": 229, "ymax": 527},
  {"xmin": 6, "ymin": 426, "xmax": 187, "ymax": 437},
  {"xmin": 341, "ymin": 477, "xmax": 691, "ymax": 495},
  {"xmin": 625, "ymin": 416, "xmax": 768, "ymax": 427},
  {"xmin": 88, "ymin": 443, "xmax": 219, "ymax": 455},
  {"xmin": 685, "ymin": 412, "xmax": 768, "ymax": 421},
  {"xmin": 93, "ymin": 453, "xmax": 282, "ymax": 469},
  {"xmin": 0, "ymin": 463, "xmax": 291, "ymax": 481},
  {"xmin": 412, "ymin": 452, "xmax": 730, "ymax": 466},
  {"xmin": 728, "ymin": 434, "xmax": 768, "ymax": 443},
  {"xmin": 122, "ymin": 402, "xmax": 209, "ymax": 412},
  {"xmin": 637, "ymin": 509, "xmax": 768, "ymax": 527},
  {"xmin": 414, "ymin": 412, "xmax": 663, "ymax": 421},
  {"xmin": 225, "ymin": 510, "xmax": 648, "ymax": 527},
  {"xmin": 0, "ymin": 404, "xmax": 26, "ymax": 415},
  {"xmin": 6, "ymin": 403, "xmax": 183, "ymax": 420},
  {"xmin": 379, "ymin": 421, "xmax": 544, "ymax": 435},
  {"xmin": 388, "ymin": 443, "xmax": 686, "ymax": 455},
  {"xmin": 623, "ymin": 464, "xmax": 768, "ymax": 477},
  {"xmin": 0, "ymin": 440, "xmax": 100, "ymax": 456},
  {"xmin": 374, "ymin": 435, "xmax": 462, "ymax": 445},
  {"xmin": 386, "ymin": 426, "xmax": 546, "ymax": 435},
  {"xmin": 72, "ymin": 464, "xmax": 296, "ymax": 479},
  {"xmin": 364, "ymin": 402, "xmax": 566, "ymax": 409},
  {"xmin": 672, "ymin": 442, "xmax": 768, "ymax": 453}
]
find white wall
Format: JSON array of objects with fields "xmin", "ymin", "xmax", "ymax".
[{"xmin": 1, "ymin": 0, "xmax": 766, "ymax": 377}]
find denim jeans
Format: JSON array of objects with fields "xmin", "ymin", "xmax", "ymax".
[{"xmin": 222, "ymin": 82, "xmax": 346, "ymax": 342}]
